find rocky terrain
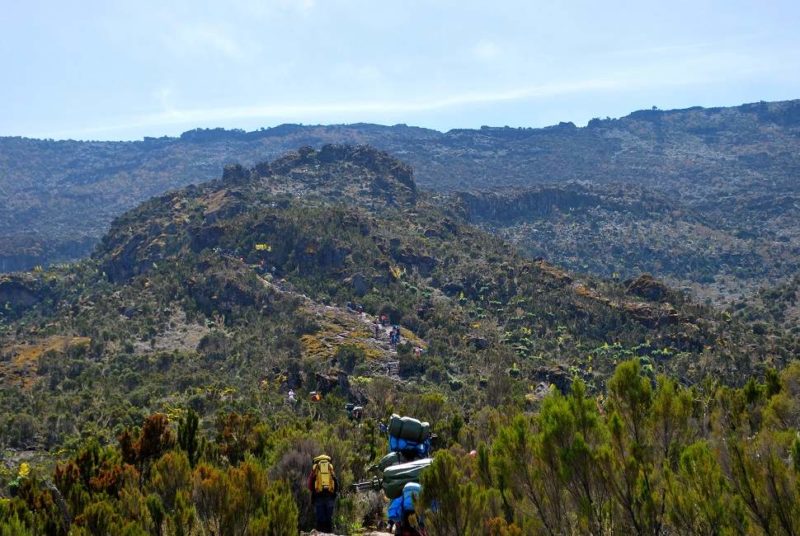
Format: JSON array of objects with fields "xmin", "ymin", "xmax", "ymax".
[
  {"xmin": 2, "ymin": 99, "xmax": 800, "ymax": 302},
  {"xmin": 2, "ymin": 146, "xmax": 799, "ymax": 534},
  {"xmin": 3, "ymin": 145, "xmax": 787, "ymax": 446}
]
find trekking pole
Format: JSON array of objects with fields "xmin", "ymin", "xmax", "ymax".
[{"xmin": 350, "ymin": 478, "xmax": 382, "ymax": 494}]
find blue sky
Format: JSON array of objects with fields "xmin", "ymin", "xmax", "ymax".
[{"xmin": 1, "ymin": 0, "xmax": 798, "ymax": 140}]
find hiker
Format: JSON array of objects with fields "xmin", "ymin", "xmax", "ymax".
[
  {"xmin": 374, "ymin": 322, "xmax": 381, "ymax": 339},
  {"xmin": 307, "ymin": 454, "xmax": 339, "ymax": 532},
  {"xmin": 390, "ymin": 327, "xmax": 401, "ymax": 347}
]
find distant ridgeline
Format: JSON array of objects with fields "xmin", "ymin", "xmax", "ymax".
[{"xmin": 1, "ymin": 99, "xmax": 800, "ymax": 300}]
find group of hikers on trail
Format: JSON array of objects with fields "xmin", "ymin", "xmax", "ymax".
[
  {"xmin": 346, "ymin": 301, "xmax": 365, "ymax": 314},
  {"xmin": 308, "ymin": 413, "xmax": 431, "ymax": 535},
  {"xmin": 371, "ymin": 316, "xmax": 402, "ymax": 347}
]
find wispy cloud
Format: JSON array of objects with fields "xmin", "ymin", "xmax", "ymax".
[
  {"xmin": 473, "ymin": 39, "xmax": 502, "ymax": 61},
  {"xmin": 165, "ymin": 21, "xmax": 246, "ymax": 60},
  {"xmin": 50, "ymin": 45, "xmax": 788, "ymax": 140},
  {"xmin": 51, "ymin": 77, "xmax": 628, "ymax": 138}
]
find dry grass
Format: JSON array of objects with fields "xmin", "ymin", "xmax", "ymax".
[{"xmin": 0, "ymin": 336, "xmax": 91, "ymax": 390}]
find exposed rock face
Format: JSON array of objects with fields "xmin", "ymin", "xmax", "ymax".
[
  {"xmin": 254, "ymin": 144, "xmax": 418, "ymax": 207},
  {"xmin": 221, "ymin": 163, "xmax": 249, "ymax": 183},
  {"xmin": 95, "ymin": 145, "xmax": 420, "ymax": 283},
  {"xmin": 531, "ymin": 365, "xmax": 572, "ymax": 394},
  {"xmin": 0, "ymin": 277, "xmax": 43, "ymax": 312},
  {"xmin": 459, "ymin": 187, "xmax": 603, "ymax": 224},
  {"xmin": 621, "ymin": 301, "xmax": 680, "ymax": 328},
  {"xmin": 347, "ymin": 273, "xmax": 369, "ymax": 296},
  {"xmin": 187, "ymin": 266, "xmax": 269, "ymax": 319},
  {"xmin": 625, "ymin": 274, "xmax": 673, "ymax": 302},
  {"xmin": 391, "ymin": 248, "xmax": 436, "ymax": 277}
]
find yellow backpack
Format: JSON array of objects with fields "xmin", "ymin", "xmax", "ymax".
[{"xmin": 313, "ymin": 454, "xmax": 335, "ymax": 494}]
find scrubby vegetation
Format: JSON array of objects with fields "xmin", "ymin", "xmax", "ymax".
[
  {"xmin": 3, "ymin": 360, "xmax": 800, "ymax": 534},
  {"xmin": 418, "ymin": 359, "xmax": 800, "ymax": 535},
  {"xmin": 3, "ymin": 100, "xmax": 800, "ymax": 302},
  {"xmin": 1, "ymin": 145, "xmax": 799, "ymax": 534}
]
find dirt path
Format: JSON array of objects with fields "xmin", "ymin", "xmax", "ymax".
[{"xmin": 258, "ymin": 274, "xmax": 426, "ymax": 380}]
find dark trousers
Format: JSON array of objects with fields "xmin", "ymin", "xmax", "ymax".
[{"xmin": 314, "ymin": 495, "xmax": 335, "ymax": 532}]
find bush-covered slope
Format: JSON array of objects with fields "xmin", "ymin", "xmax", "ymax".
[
  {"xmin": 2, "ymin": 100, "xmax": 800, "ymax": 304},
  {"xmin": 2, "ymin": 146, "xmax": 794, "ymax": 451},
  {"xmin": 1, "ymin": 146, "xmax": 799, "ymax": 534},
  {"xmin": 458, "ymin": 182, "xmax": 800, "ymax": 303}
]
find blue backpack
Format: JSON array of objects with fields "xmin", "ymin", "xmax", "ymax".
[
  {"xmin": 388, "ymin": 496, "xmax": 403, "ymax": 523},
  {"xmin": 389, "ymin": 436, "xmax": 431, "ymax": 458},
  {"xmin": 402, "ymin": 482, "xmax": 421, "ymax": 512}
]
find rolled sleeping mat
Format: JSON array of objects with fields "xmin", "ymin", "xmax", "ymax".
[
  {"xmin": 388, "ymin": 414, "xmax": 431, "ymax": 443},
  {"xmin": 375, "ymin": 451, "xmax": 407, "ymax": 473},
  {"xmin": 382, "ymin": 457, "xmax": 432, "ymax": 499},
  {"xmin": 313, "ymin": 454, "xmax": 331, "ymax": 464}
]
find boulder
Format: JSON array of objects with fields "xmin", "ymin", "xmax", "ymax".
[
  {"xmin": 442, "ymin": 281, "xmax": 464, "ymax": 297},
  {"xmin": 469, "ymin": 337, "xmax": 490, "ymax": 350},
  {"xmin": 347, "ymin": 273, "xmax": 369, "ymax": 296},
  {"xmin": 531, "ymin": 366, "xmax": 572, "ymax": 394},
  {"xmin": 625, "ymin": 274, "xmax": 672, "ymax": 302},
  {"xmin": 0, "ymin": 277, "xmax": 42, "ymax": 310}
]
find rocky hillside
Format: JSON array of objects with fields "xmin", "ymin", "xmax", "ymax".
[
  {"xmin": 2, "ymin": 100, "xmax": 799, "ymax": 303},
  {"xmin": 457, "ymin": 181, "xmax": 800, "ymax": 303},
  {"xmin": 3, "ymin": 145, "xmax": 793, "ymax": 453},
  {"xmin": 2, "ymin": 146, "xmax": 799, "ymax": 534}
]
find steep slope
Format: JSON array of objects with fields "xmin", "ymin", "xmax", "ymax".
[
  {"xmin": 2, "ymin": 100, "xmax": 800, "ymax": 304},
  {"xmin": 458, "ymin": 182, "xmax": 799, "ymax": 303},
  {"xmin": 1, "ymin": 146, "xmax": 795, "ymax": 454}
]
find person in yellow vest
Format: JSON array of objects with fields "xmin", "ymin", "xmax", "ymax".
[{"xmin": 307, "ymin": 454, "xmax": 339, "ymax": 532}]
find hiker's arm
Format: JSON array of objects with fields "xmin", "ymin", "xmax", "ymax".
[{"xmin": 307, "ymin": 471, "xmax": 314, "ymax": 493}]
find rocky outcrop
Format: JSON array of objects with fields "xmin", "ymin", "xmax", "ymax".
[
  {"xmin": 530, "ymin": 365, "xmax": 572, "ymax": 394},
  {"xmin": 391, "ymin": 247, "xmax": 436, "ymax": 277},
  {"xmin": 625, "ymin": 274, "xmax": 673, "ymax": 302},
  {"xmin": 621, "ymin": 301, "xmax": 680, "ymax": 328},
  {"xmin": 0, "ymin": 277, "xmax": 47, "ymax": 321},
  {"xmin": 253, "ymin": 144, "xmax": 417, "ymax": 207},
  {"xmin": 186, "ymin": 268, "xmax": 268, "ymax": 319},
  {"xmin": 0, "ymin": 274, "xmax": 64, "ymax": 321},
  {"xmin": 101, "ymin": 230, "xmax": 168, "ymax": 283},
  {"xmin": 459, "ymin": 187, "xmax": 602, "ymax": 224}
]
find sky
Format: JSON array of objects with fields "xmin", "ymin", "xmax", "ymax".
[{"xmin": 1, "ymin": 0, "xmax": 798, "ymax": 140}]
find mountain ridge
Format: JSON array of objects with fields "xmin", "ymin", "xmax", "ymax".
[{"xmin": 2, "ymin": 98, "xmax": 800, "ymax": 303}]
